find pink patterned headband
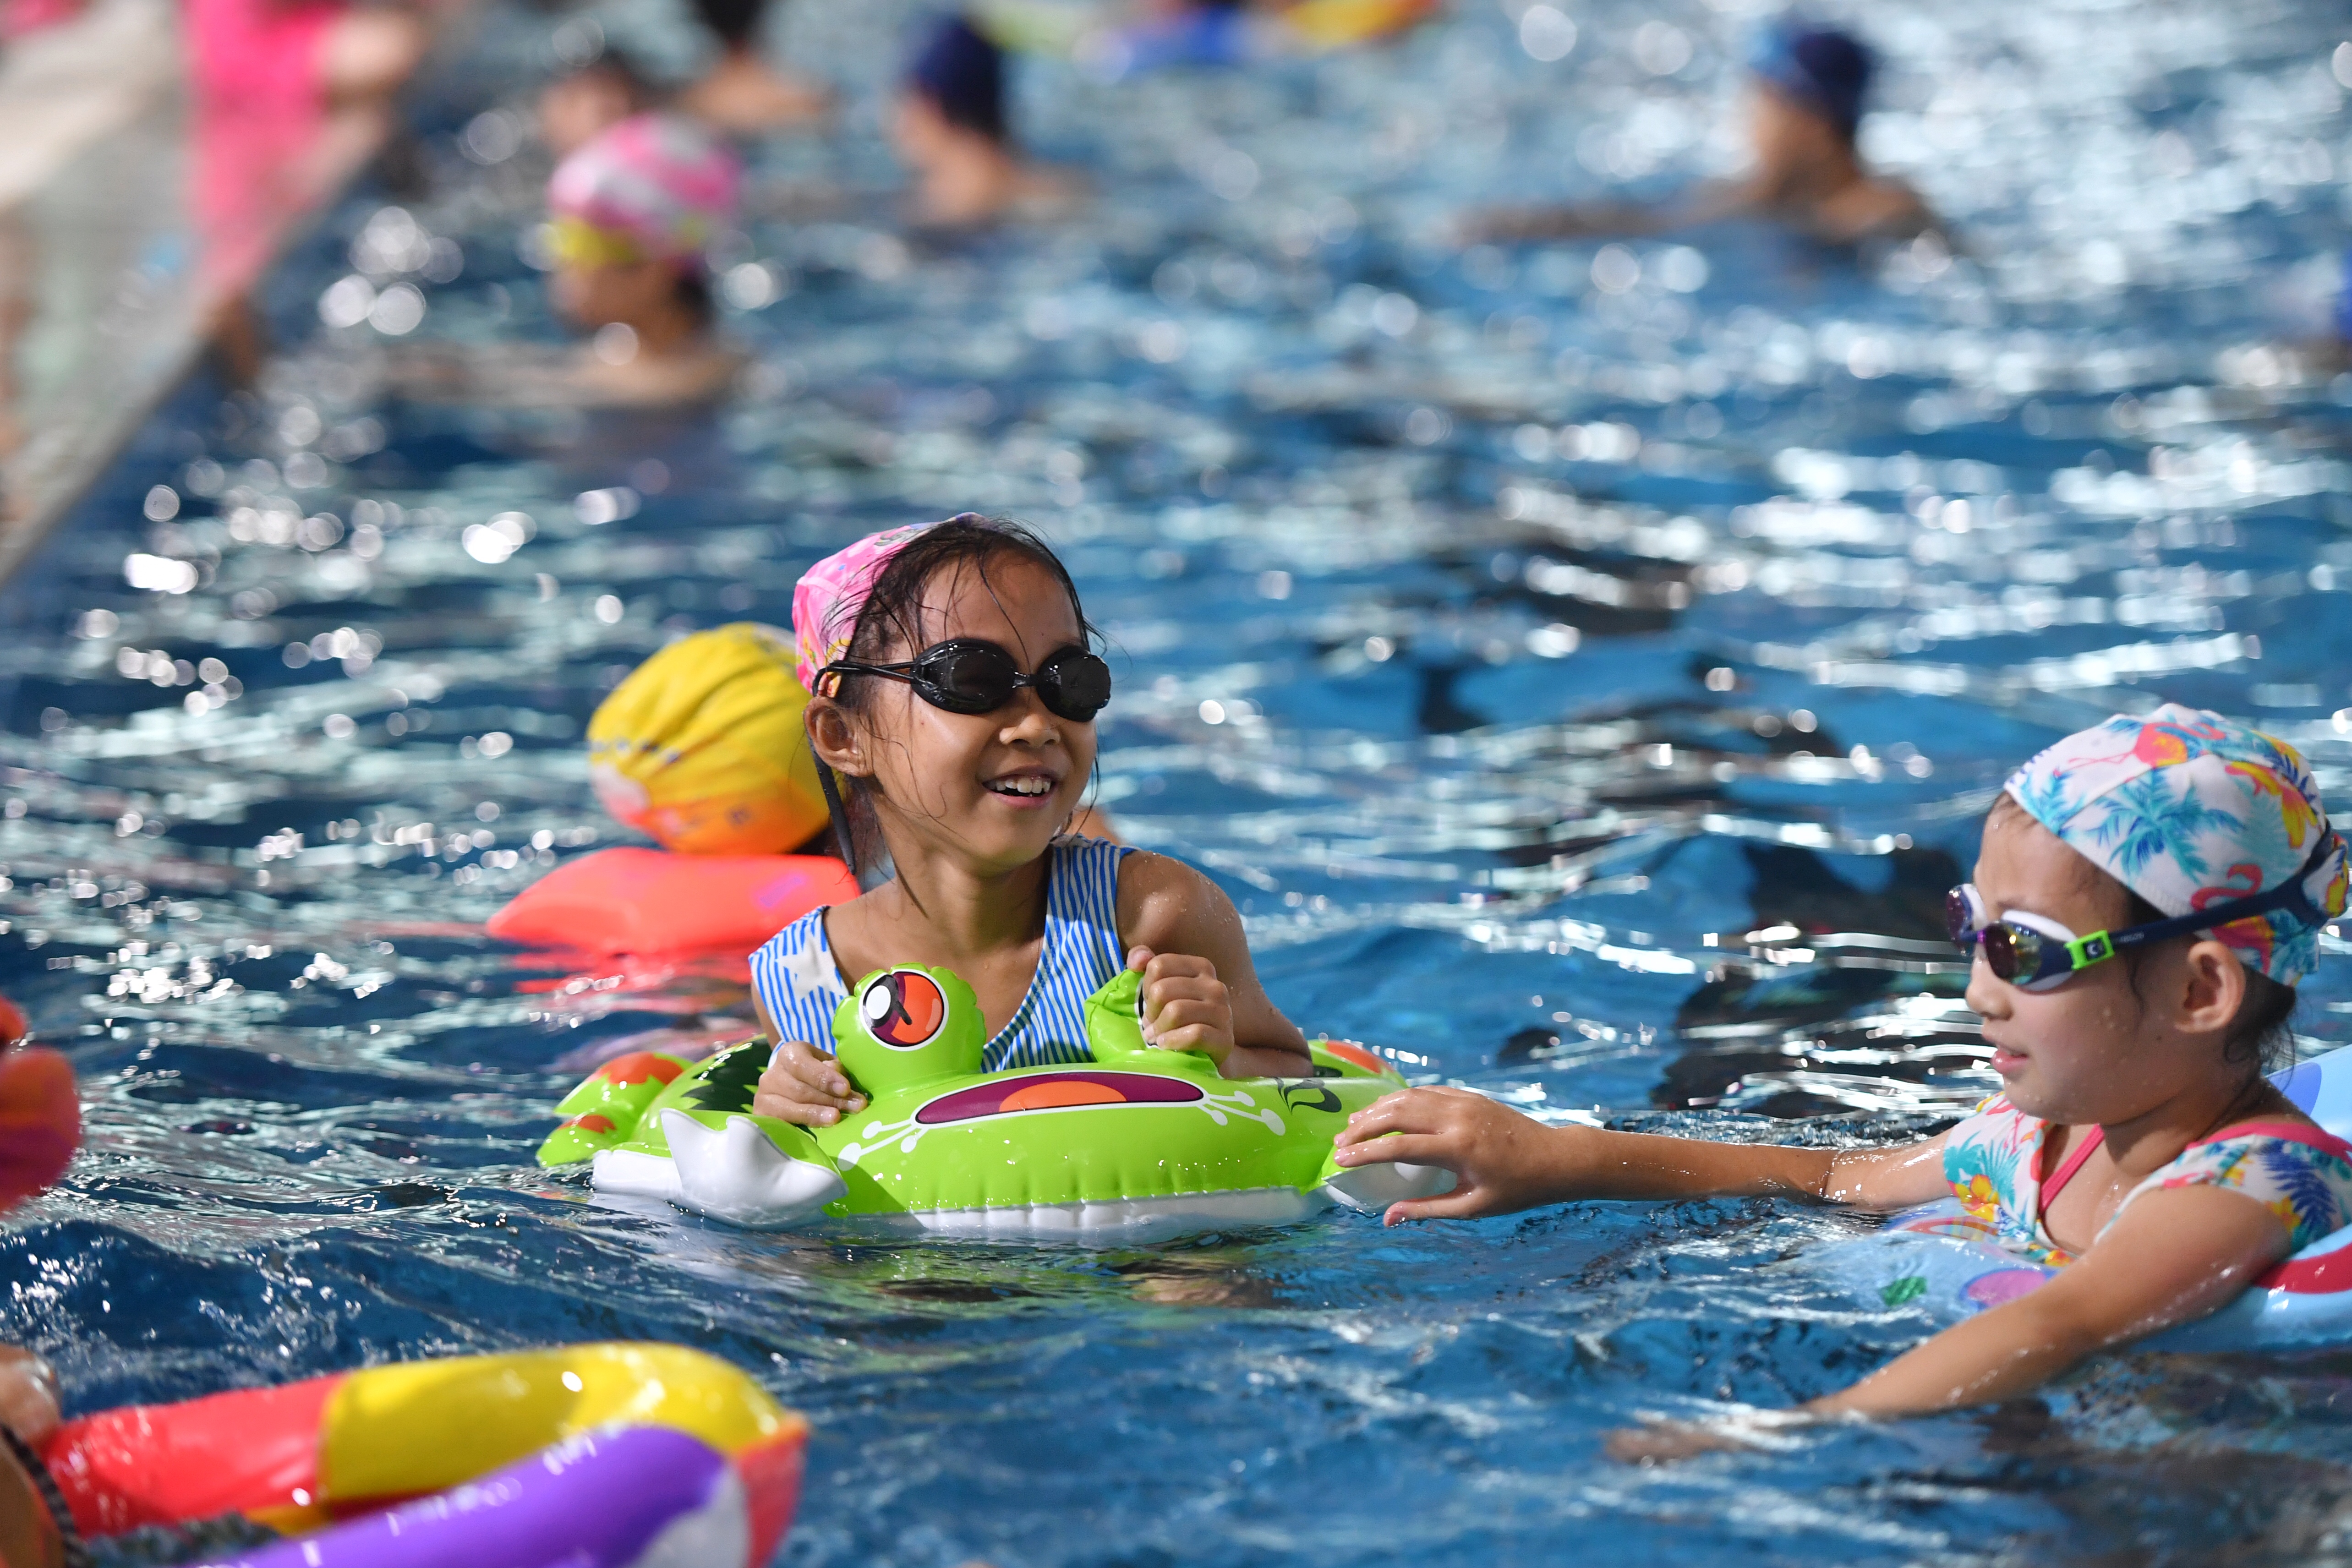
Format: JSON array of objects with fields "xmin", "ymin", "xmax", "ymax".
[{"xmin": 792, "ymin": 518, "xmax": 987, "ymax": 693}]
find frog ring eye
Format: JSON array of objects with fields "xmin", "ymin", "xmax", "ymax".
[{"xmin": 862, "ymin": 969, "xmax": 948, "ymax": 1049}]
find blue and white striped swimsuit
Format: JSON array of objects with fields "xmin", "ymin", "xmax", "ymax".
[{"xmin": 746, "ymin": 836, "xmax": 1133, "ymax": 1072}]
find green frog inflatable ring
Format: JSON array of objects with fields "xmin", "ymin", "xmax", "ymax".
[{"xmin": 536, "ymin": 965, "xmax": 1456, "ymax": 1239}]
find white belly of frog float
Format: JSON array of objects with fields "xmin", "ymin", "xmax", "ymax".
[
  {"xmin": 537, "ymin": 966, "xmax": 1454, "ymax": 1239},
  {"xmin": 1835, "ymin": 1045, "xmax": 2352, "ymax": 1349}
]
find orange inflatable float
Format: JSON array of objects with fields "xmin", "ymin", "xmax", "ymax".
[{"xmin": 487, "ymin": 847, "xmax": 856, "ymax": 956}]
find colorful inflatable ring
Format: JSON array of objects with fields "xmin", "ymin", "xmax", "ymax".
[
  {"xmin": 973, "ymin": 0, "xmax": 1435, "ymax": 71},
  {"xmin": 1280, "ymin": 0, "xmax": 1439, "ymax": 50},
  {"xmin": 39, "ymin": 1343, "xmax": 807, "ymax": 1568},
  {"xmin": 538, "ymin": 965, "xmax": 1455, "ymax": 1238},
  {"xmin": 1833, "ymin": 1044, "xmax": 2352, "ymax": 1349},
  {"xmin": 486, "ymin": 847, "xmax": 858, "ymax": 957}
]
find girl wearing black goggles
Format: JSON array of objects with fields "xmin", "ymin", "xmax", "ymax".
[{"xmin": 820, "ymin": 639, "xmax": 1112, "ymax": 722}]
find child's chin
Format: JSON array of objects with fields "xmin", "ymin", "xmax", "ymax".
[
  {"xmin": 1999, "ymin": 1078, "xmax": 2067, "ymax": 1120},
  {"xmin": 965, "ymin": 804, "xmax": 1066, "ymax": 852}
]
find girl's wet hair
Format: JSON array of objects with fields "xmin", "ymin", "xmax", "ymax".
[
  {"xmin": 1987, "ymin": 794, "xmax": 2299, "ymax": 1072},
  {"xmin": 824, "ymin": 515, "xmax": 1097, "ymax": 873}
]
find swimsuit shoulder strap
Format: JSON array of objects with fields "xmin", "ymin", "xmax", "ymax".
[
  {"xmin": 2106, "ymin": 1118, "xmax": 2352, "ymax": 1253},
  {"xmin": 2190, "ymin": 1120, "xmax": 2352, "ymax": 1161},
  {"xmin": 1044, "ymin": 834, "xmax": 1132, "ymax": 978},
  {"xmin": 2038, "ymin": 1124, "xmax": 2106, "ymax": 1212},
  {"xmin": 748, "ymin": 906, "xmax": 846, "ymax": 1050},
  {"xmin": 2036, "ymin": 1115, "xmax": 2350, "ymax": 1218}
]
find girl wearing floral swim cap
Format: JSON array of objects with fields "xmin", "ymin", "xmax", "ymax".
[
  {"xmin": 747, "ymin": 516, "xmax": 1313, "ymax": 1125},
  {"xmin": 1334, "ymin": 706, "xmax": 2352, "ymax": 1448}
]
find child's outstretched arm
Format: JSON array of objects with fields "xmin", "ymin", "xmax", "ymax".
[
  {"xmin": 1117, "ymin": 852, "xmax": 1313, "ymax": 1079},
  {"xmin": 1807, "ymin": 1183, "xmax": 2292, "ymax": 1419},
  {"xmin": 1331, "ymin": 1086, "xmax": 1950, "ymax": 1224}
]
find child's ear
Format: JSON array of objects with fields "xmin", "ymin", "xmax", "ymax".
[
  {"xmin": 2177, "ymin": 938, "xmax": 2248, "ymax": 1038},
  {"xmin": 806, "ymin": 700, "xmax": 868, "ymax": 778}
]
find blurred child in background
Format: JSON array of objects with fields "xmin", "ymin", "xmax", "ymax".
[
  {"xmin": 394, "ymin": 111, "xmax": 745, "ymax": 406},
  {"xmin": 1465, "ymin": 14, "xmax": 1936, "ymax": 247},
  {"xmin": 539, "ymin": 45, "xmax": 656, "ymax": 158},
  {"xmin": 676, "ymin": 0, "xmax": 831, "ymax": 130},
  {"xmin": 540, "ymin": 112, "xmax": 745, "ymax": 400},
  {"xmin": 894, "ymin": 13, "xmax": 1076, "ymax": 228}
]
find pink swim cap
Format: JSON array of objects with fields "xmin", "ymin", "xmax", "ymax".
[
  {"xmin": 792, "ymin": 522, "xmax": 943, "ymax": 693},
  {"xmin": 547, "ymin": 112, "xmax": 741, "ymax": 267}
]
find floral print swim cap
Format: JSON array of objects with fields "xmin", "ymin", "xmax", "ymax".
[
  {"xmin": 790, "ymin": 520, "xmax": 962, "ymax": 693},
  {"xmin": 2004, "ymin": 704, "xmax": 2349, "ymax": 985}
]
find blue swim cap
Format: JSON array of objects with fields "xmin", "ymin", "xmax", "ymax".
[
  {"xmin": 1748, "ymin": 15, "xmax": 1872, "ymax": 142},
  {"xmin": 906, "ymin": 14, "xmax": 1007, "ymax": 144}
]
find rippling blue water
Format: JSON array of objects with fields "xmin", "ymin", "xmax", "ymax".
[{"xmin": 9, "ymin": 0, "xmax": 2352, "ymax": 1561}]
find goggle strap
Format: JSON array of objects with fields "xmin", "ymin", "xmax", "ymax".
[
  {"xmin": 2062, "ymin": 930, "xmax": 2114, "ymax": 970},
  {"xmin": 809, "ymin": 733, "xmax": 859, "ymax": 878},
  {"xmin": 2101, "ymin": 837, "xmax": 2338, "ymax": 956}
]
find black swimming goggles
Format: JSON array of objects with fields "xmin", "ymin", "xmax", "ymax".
[
  {"xmin": 820, "ymin": 638, "xmax": 1113, "ymax": 723},
  {"xmin": 1946, "ymin": 838, "xmax": 2341, "ymax": 993}
]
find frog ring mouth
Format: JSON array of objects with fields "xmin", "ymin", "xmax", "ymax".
[{"xmin": 915, "ymin": 1071, "xmax": 1205, "ymax": 1125}]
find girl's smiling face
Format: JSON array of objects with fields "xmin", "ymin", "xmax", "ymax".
[
  {"xmin": 1965, "ymin": 804, "xmax": 2248, "ymax": 1125},
  {"xmin": 819, "ymin": 552, "xmax": 1096, "ymax": 877}
]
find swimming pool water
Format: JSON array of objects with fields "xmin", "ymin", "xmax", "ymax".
[{"xmin": 8, "ymin": 0, "xmax": 2352, "ymax": 1561}]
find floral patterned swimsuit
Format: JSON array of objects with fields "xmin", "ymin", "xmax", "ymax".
[{"xmin": 1943, "ymin": 1095, "xmax": 2352, "ymax": 1267}]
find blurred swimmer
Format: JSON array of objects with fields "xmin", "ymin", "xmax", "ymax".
[
  {"xmin": 538, "ymin": 49, "xmax": 656, "ymax": 159},
  {"xmin": 894, "ymin": 13, "xmax": 1077, "ymax": 228},
  {"xmin": 186, "ymin": 0, "xmax": 432, "ymax": 123},
  {"xmin": 677, "ymin": 0, "xmax": 832, "ymax": 130},
  {"xmin": 543, "ymin": 114, "xmax": 744, "ymax": 399},
  {"xmin": 188, "ymin": 0, "xmax": 445, "ymax": 384},
  {"xmin": 394, "ymin": 113, "xmax": 745, "ymax": 407},
  {"xmin": 1464, "ymin": 15, "xmax": 1936, "ymax": 247}
]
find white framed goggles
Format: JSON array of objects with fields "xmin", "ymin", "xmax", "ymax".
[{"xmin": 1946, "ymin": 839, "xmax": 2339, "ymax": 992}]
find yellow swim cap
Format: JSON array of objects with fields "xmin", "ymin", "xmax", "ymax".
[{"xmin": 587, "ymin": 623, "xmax": 830, "ymax": 856}]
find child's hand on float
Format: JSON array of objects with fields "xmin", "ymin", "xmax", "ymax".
[
  {"xmin": 751, "ymin": 1039, "xmax": 868, "ymax": 1126},
  {"xmin": 1126, "ymin": 947, "xmax": 1237, "ymax": 1065},
  {"xmin": 1331, "ymin": 1086, "xmax": 1570, "ymax": 1224},
  {"xmin": 0, "ymin": 1346, "xmax": 59, "ymax": 1444}
]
